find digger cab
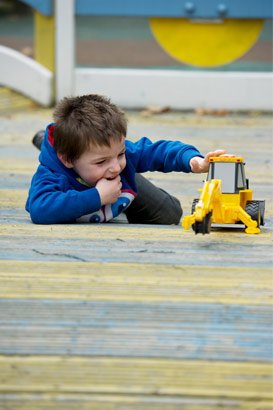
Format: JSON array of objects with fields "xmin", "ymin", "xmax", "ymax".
[{"xmin": 207, "ymin": 157, "xmax": 248, "ymax": 194}]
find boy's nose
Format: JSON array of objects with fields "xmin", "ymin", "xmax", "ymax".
[{"xmin": 109, "ymin": 158, "xmax": 121, "ymax": 173}]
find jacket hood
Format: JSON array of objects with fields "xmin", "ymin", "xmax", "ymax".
[
  {"xmin": 39, "ymin": 124, "xmax": 78, "ymax": 178},
  {"xmin": 39, "ymin": 124, "xmax": 61, "ymax": 171},
  {"xmin": 39, "ymin": 123, "xmax": 86, "ymax": 190}
]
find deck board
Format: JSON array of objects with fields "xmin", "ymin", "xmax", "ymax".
[
  {"xmin": 0, "ymin": 260, "xmax": 272, "ymax": 305},
  {"xmin": 0, "ymin": 299, "xmax": 272, "ymax": 361},
  {"xmin": 1, "ymin": 356, "xmax": 272, "ymax": 398}
]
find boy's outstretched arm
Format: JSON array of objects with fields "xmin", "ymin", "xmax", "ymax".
[{"xmin": 189, "ymin": 150, "xmax": 226, "ymax": 173}]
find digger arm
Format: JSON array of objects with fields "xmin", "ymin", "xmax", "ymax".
[
  {"xmin": 182, "ymin": 179, "xmax": 222, "ymax": 230},
  {"xmin": 237, "ymin": 207, "xmax": 260, "ymax": 234}
]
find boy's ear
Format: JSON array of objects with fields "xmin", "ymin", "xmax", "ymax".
[{"xmin": 57, "ymin": 152, "xmax": 74, "ymax": 168}]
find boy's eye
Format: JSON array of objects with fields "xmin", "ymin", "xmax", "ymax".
[
  {"xmin": 96, "ymin": 160, "xmax": 106, "ymax": 165},
  {"xmin": 119, "ymin": 151, "xmax": 125, "ymax": 157}
]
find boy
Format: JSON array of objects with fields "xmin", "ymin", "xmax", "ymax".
[{"xmin": 26, "ymin": 94, "xmax": 225, "ymax": 225}]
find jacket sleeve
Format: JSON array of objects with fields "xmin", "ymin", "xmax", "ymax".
[
  {"xmin": 125, "ymin": 137, "xmax": 203, "ymax": 174},
  {"xmin": 26, "ymin": 167, "xmax": 101, "ymax": 224}
]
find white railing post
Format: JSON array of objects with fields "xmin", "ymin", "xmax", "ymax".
[{"xmin": 55, "ymin": 0, "xmax": 75, "ymax": 101}]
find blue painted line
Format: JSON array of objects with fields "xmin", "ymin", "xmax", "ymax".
[
  {"xmin": 0, "ymin": 299, "xmax": 272, "ymax": 329},
  {"xmin": 0, "ymin": 299, "xmax": 272, "ymax": 362}
]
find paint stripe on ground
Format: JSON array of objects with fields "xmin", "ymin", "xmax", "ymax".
[
  {"xmin": 0, "ymin": 356, "xmax": 272, "ymax": 399},
  {"xmin": 0, "ymin": 299, "xmax": 272, "ymax": 361},
  {"xmin": 0, "ymin": 260, "xmax": 272, "ymax": 305}
]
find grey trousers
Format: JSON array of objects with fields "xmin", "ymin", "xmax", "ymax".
[{"xmin": 124, "ymin": 173, "xmax": 182, "ymax": 225}]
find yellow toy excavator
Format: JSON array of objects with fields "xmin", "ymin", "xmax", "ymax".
[{"xmin": 182, "ymin": 157, "xmax": 265, "ymax": 234}]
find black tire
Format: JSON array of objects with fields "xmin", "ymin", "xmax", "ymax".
[
  {"xmin": 245, "ymin": 200, "xmax": 260, "ymax": 228},
  {"xmin": 191, "ymin": 198, "xmax": 199, "ymax": 214},
  {"xmin": 193, "ymin": 212, "xmax": 212, "ymax": 235}
]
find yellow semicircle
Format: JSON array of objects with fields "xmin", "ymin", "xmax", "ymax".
[{"xmin": 149, "ymin": 18, "xmax": 264, "ymax": 67}]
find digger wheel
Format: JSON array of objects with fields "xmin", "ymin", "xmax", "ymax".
[
  {"xmin": 192, "ymin": 212, "xmax": 212, "ymax": 235},
  {"xmin": 245, "ymin": 201, "xmax": 261, "ymax": 228}
]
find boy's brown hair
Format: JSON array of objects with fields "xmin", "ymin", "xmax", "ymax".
[{"xmin": 53, "ymin": 94, "xmax": 127, "ymax": 162}]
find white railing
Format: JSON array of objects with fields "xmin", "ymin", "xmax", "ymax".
[{"xmin": 0, "ymin": 45, "xmax": 53, "ymax": 106}]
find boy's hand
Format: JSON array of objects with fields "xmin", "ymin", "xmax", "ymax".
[
  {"xmin": 96, "ymin": 176, "xmax": 122, "ymax": 205},
  {"xmin": 190, "ymin": 150, "xmax": 227, "ymax": 173}
]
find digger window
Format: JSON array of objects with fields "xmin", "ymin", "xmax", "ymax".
[
  {"xmin": 210, "ymin": 162, "xmax": 236, "ymax": 193},
  {"xmin": 236, "ymin": 163, "xmax": 246, "ymax": 190}
]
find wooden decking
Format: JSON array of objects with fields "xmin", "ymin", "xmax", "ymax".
[{"xmin": 0, "ymin": 101, "xmax": 272, "ymax": 409}]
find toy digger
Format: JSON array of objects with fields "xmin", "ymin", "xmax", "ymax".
[{"xmin": 182, "ymin": 157, "xmax": 265, "ymax": 234}]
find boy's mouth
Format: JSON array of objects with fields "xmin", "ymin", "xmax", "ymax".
[{"xmin": 106, "ymin": 174, "xmax": 119, "ymax": 180}]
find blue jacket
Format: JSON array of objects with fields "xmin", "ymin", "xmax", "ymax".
[{"xmin": 26, "ymin": 124, "xmax": 202, "ymax": 224}]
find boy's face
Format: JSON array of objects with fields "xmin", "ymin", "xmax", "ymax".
[{"xmin": 60, "ymin": 136, "xmax": 126, "ymax": 187}]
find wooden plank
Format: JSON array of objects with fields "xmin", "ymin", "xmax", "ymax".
[
  {"xmin": 1, "ymin": 220, "xmax": 272, "ymax": 242},
  {"xmin": 0, "ymin": 160, "xmax": 38, "ymax": 174},
  {"xmin": 1, "ymin": 234, "xmax": 272, "ymax": 267},
  {"xmin": 0, "ymin": 260, "xmax": 272, "ymax": 305},
  {"xmin": 0, "ymin": 190, "xmax": 29, "ymax": 208},
  {"xmin": 0, "ymin": 356, "xmax": 272, "ymax": 399},
  {"xmin": 0, "ymin": 392, "xmax": 272, "ymax": 410},
  {"xmin": 1, "ymin": 218, "xmax": 272, "ymax": 269},
  {"xmin": 0, "ymin": 299, "xmax": 272, "ymax": 361}
]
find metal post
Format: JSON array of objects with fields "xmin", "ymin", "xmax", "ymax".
[{"xmin": 55, "ymin": 0, "xmax": 75, "ymax": 101}]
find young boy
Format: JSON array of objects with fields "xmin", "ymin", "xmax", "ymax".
[{"xmin": 26, "ymin": 94, "xmax": 225, "ymax": 225}]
